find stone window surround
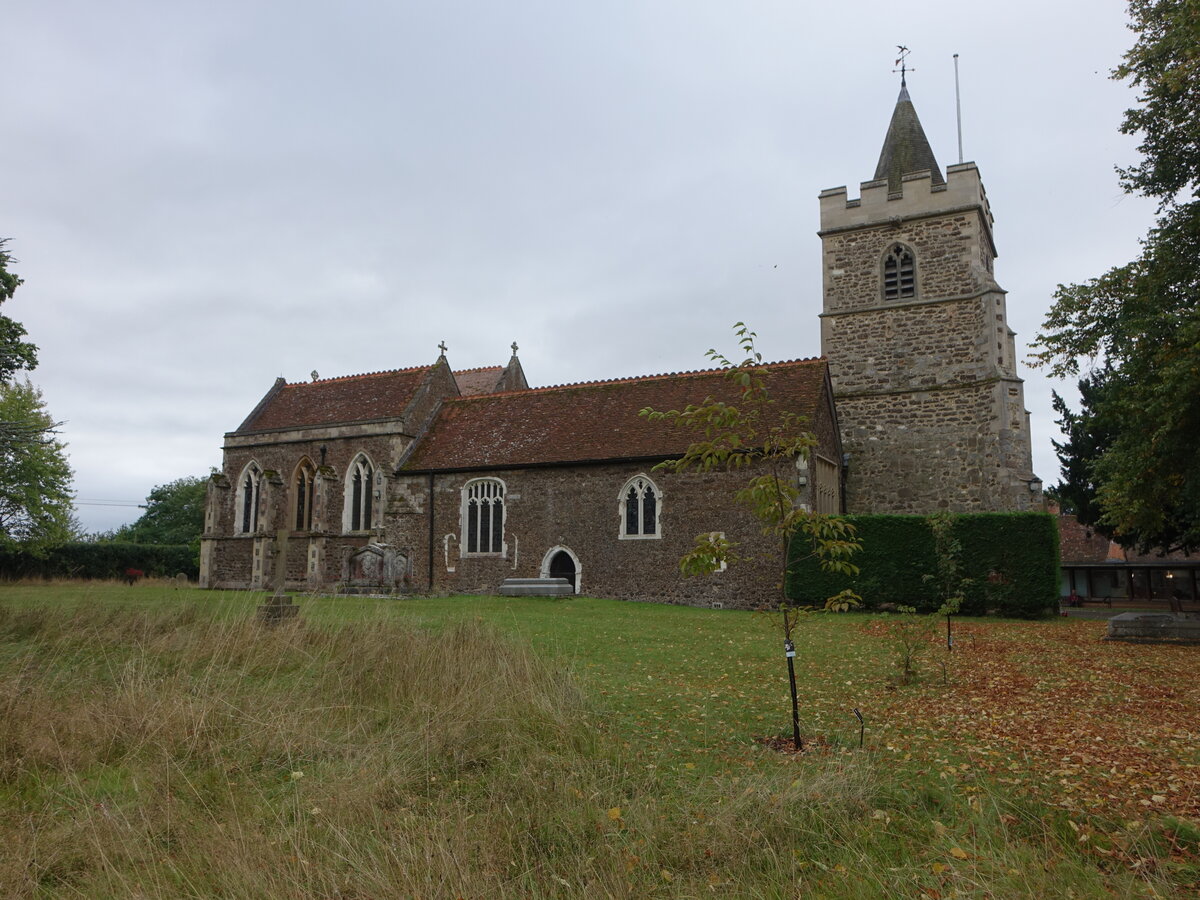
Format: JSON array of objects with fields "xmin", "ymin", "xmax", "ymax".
[
  {"xmin": 342, "ymin": 453, "xmax": 377, "ymax": 534},
  {"xmin": 235, "ymin": 461, "xmax": 263, "ymax": 534},
  {"xmin": 460, "ymin": 476, "xmax": 507, "ymax": 557},
  {"xmin": 619, "ymin": 474, "xmax": 663, "ymax": 540},
  {"xmin": 292, "ymin": 457, "xmax": 316, "ymax": 532}
]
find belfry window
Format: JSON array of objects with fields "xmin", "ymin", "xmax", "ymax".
[
  {"xmin": 293, "ymin": 459, "xmax": 315, "ymax": 532},
  {"xmin": 236, "ymin": 463, "xmax": 262, "ymax": 534},
  {"xmin": 344, "ymin": 455, "xmax": 374, "ymax": 533},
  {"xmin": 462, "ymin": 478, "xmax": 505, "ymax": 555},
  {"xmin": 619, "ymin": 475, "xmax": 661, "ymax": 539},
  {"xmin": 882, "ymin": 244, "xmax": 916, "ymax": 300}
]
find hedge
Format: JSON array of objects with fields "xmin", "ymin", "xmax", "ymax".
[
  {"xmin": 0, "ymin": 543, "xmax": 199, "ymax": 581},
  {"xmin": 787, "ymin": 512, "xmax": 1060, "ymax": 618}
]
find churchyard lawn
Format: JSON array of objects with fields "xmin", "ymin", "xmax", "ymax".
[{"xmin": 0, "ymin": 581, "xmax": 1196, "ymax": 896}]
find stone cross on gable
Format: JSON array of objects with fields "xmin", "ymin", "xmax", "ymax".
[
  {"xmin": 511, "ymin": 341, "xmax": 519, "ymax": 356},
  {"xmin": 438, "ymin": 341, "xmax": 448, "ymax": 356}
]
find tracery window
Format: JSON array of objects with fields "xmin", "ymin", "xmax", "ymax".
[
  {"xmin": 236, "ymin": 462, "xmax": 263, "ymax": 534},
  {"xmin": 882, "ymin": 243, "xmax": 916, "ymax": 300},
  {"xmin": 293, "ymin": 459, "xmax": 316, "ymax": 532},
  {"xmin": 619, "ymin": 475, "xmax": 661, "ymax": 539},
  {"xmin": 344, "ymin": 455, "xmax": 375, "ymax": 533},
  {"xmin": 462, "ymin": 478, "xmax": 505, "ymax": 555}
]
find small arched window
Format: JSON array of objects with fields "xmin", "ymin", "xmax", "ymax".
[
  {"xmin": 882, "ymin": 243, "xmax": 916, "ymax": 300},
  {"xmin": 293, "ymin": 458, "xmax": 316, "ymax": 532},
  {"xmin": 344, "ymin": 454, "xmax": 375, "ymax": 533},
  {"xmin": 619, "ymin": 475, "xmax": 661, "ymax": 539},
  {"xmin": 462, "ymin": 478, "xmax": 505, "ymax": 555},
  {"xmin": 236, "ymin": 462, "xmax": 263, "ymax": 534}
]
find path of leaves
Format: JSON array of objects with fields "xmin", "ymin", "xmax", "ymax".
[{"xmin": 870, "ymin": 618, "xmax": 1200, "ymax": 822}]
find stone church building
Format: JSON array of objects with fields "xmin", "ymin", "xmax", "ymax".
[{"xmin": 200, "ymin": 82, "xmax": 1040, "ymax": 606}]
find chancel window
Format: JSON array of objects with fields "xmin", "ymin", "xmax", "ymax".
[
  {"xmin": 463, "ymin": 478, "xmax": 505, "ymax": 555},
  {"xmin": 619, "ymin": 475, "xmax": 661, "ymax": 539},
  {"xmin": 293, "ymin": 459, "xmax": 315, "ymax": 531},
  {"xmin": 344, "ymin": 455, "xmax": 375, "ymax": 533},
  {"xmin": 236, "ymin": 463, "xmax": 262, "ymax": 534},
  {"xmin": 882, "ymin": 244, "xmax": 916, "ymax": 300}
]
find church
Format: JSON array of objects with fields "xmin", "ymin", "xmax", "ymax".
[{"xmin": 199, "ymin": 81, "xmax": 1041, "ymax": 607}]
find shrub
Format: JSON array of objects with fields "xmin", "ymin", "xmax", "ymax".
[
  {"xmin": 0, "ymin": 542, "xmax": 198, "ymax": 581},
  {"xmin": 787, "ymin": 513, "xmax": 1059, "ymax": 618}
]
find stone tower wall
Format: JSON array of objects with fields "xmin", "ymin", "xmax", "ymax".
[{"xmin": 819, "ymin": 163, "xmax": 1038, "ymax": 514}]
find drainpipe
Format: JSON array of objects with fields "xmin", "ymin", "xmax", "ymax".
[{"xmin": 427, "ymin": 473, "xmax": 435, "ymax": 591}]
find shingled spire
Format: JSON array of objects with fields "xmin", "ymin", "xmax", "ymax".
[{"xmin": 873, "ymin": 80, "xmax": 945, "ymax": 193}]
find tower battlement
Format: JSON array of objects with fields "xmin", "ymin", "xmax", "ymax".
[{"xmin": 818, "ymin": 162, "xmax": 993, "ymax": 240}]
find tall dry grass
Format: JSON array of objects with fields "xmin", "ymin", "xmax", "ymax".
[{"xmin": 0, "ymin": 602, "xmax": 1178, "ymax": 898}]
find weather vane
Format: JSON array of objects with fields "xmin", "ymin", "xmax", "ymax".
[{"xmin": 893, "ymin": 45, "xmax": 913, "ymax": 86}]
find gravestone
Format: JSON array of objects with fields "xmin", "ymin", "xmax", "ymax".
[
  {"xmin": 258, "ymin": 528, "xmax": 299, "ymax": 624},
  {"xmin": 343, "ymin": 543, "xmax": 407, "ymax": 594},
  {"xmin": 1105, "ymin": 612, "xmax": 1200, "ymax": 645},
  {"xmin": 499, "ymin": 577, "xmax": 574, "ymax": 597}
]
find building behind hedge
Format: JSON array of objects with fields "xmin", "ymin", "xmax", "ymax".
[{"xmin": 200, "ymin": 80, "xmax": 1047, "ymax": 607}]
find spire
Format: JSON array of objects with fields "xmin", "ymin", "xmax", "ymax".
[{"xmin": 873, "ymin": 82, "xmax": 945, "ymax": 193}]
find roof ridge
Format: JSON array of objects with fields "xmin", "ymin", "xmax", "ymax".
[
  {"xmin": 442, "ymin": 357, "xmax": 826, "ymax": 402},
  {"xmin": 288, "ymin": 364, "xmax": 432, "ymax": 387},
  {"xmin": 453, "ymin": 365, "xmax": 504, "ymax": 374}
]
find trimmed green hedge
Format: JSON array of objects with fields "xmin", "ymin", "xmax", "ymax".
[
  {"xmin": 787, "ymin": 513, "xmax": 1060, "ymax": 618},
  {"xmin": 0, "ymin": 543, "xmax": 199, "ymax": 581}
]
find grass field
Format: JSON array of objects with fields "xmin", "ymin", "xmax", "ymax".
[{"xmin": 1, "ymin": 580, "xmax": 1197, "ymax": 897}]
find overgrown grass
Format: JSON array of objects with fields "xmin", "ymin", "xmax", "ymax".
[{"xmin": 0, "ymin": 585, "xmax": 1192, "ymax": 896}]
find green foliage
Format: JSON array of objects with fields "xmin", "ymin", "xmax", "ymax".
[
  {"xmin": 922, "ymin": 511, "xmax": 968, "ymax": 617},
  {"xmin": 0, "ymin": 239, "xmax": 38, "ymax": 383},
  {"xmin": 1113, "ymin": 0, "xmax": 1200, "ymax": 204},
  {"xmin": 0, "ymin": 379, "xmax": 73, "ymax": 554},
  {"xmin": 641, "ymin": 323, "xmax": 861, "ymax": 613},
  {"xmin": 116, "ymin": 476, "xmax": 207, "ymax": 547},
  {"xmin": 788, "ymin": 513, "xmax": 1059, "ymax": 619},
  {"xmin": 1033, "ymin": 2, "xmax": 1200, "ymax": 553},
  {"xmin": 0, "ymin": 542, "xmax": 198, "ymax": 580}
]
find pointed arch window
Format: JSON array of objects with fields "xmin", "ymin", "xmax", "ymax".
[
  {"xmin": 293, "ymin": 459, "xmax": 316, "ymax": 532},
  {"xmin": 344, "ymin": 455, "xmax": 375, "ymax": 533},
  {"xmin": 462, "ymin": 478, "xmax": 505, "ymax": 555},
  {"xmin": 882, "ymin": 244, "xmax": 916, "ymax": 300},
  {"xmin": 619, "ymin": 475, "xmax": 661, "ymax": 539},
  {"xmin": 236, "ymin": 463, "xmax": 263, "ymax": 534}
]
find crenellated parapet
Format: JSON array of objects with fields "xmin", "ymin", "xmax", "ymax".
[{"xmin": 819, "ymin": 162, "xmax": 994, "ymax": 252}]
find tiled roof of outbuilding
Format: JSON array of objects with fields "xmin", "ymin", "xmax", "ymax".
[
  {"xmin": 402, "ymin": 358, "xmax": 828, "ymax": 472},
  {"xmin": 235, "ymin": 366, "xmax": 432, "ymax": 433}
]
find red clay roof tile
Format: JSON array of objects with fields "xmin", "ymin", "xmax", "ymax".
[
  {"xmin": 402, "ymin": 359, "xmax": 828, "ymax": 471},
  {"xmin": 454, "ymin": 366, "xmax": 504, "ymax": 397},
  {"xmin": 236, "ymin": 366, "xmax": 431, "ymax": 433}
]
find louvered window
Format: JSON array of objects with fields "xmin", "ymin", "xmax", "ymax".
[{"xmin": 882, "ymin": 244, "xmax": 916, "ymax": 300}]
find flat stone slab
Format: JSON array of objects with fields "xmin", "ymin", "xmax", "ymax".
[
  {"xmin": 1105, "ymin": 612, "xmax": 1200, "ymax": 645},
  {"xmin": 499, "ymin": 577, "xmax": 574, "ymax": 597}
]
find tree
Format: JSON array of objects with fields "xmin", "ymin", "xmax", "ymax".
[
  {"xmin": 1033, "ymin": 0, "xmax": 1200, "ymax": 554},
  {"xmin": 0, "ymin": 379, "xmax": 74, "ymax": 552},
  {"xmin": 117, "ymin": 476, "xmax": 208, "ymax": 547},
  {"xmin": 0, "ymin": 239, "xmax": 38, "ymax": 383},
  {"xmin": 642, "ymin": 323, "xmax": 860, "ymax": 750}
]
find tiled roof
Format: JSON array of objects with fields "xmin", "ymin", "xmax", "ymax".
[
  {"xmin": 454, "ymin": 366, "xmax": 504, "ymax": 397},
  {"xmin": 402, "ymin": 359, "xmax": 828, "ymax": 471},
  {"xmin": 235, "ymin": 366, "xmax": 432, "ymax": 433},
  {"xmin": 874, "ymin": 83, "xmax": 945, "ymax": 193}
]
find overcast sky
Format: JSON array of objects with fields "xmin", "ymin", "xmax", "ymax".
[{"xmin": 6, "ymin": 0, "xmax": 1156, "ymax": 533}]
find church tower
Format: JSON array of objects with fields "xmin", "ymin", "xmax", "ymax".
[{"xmin": 818, "ymin": 80, "xmax": 1039, "ymax": 514}]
